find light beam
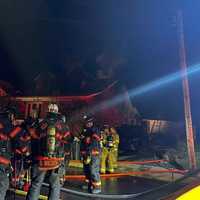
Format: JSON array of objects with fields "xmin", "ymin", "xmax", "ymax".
[{"xmin": 91, "ymin": 63, "xmax": 200, "ymax": 114}]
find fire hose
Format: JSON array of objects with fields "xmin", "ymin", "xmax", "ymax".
[{"xmin": 64, "ymin": 169, "xmax": 187, "ymax": 180}]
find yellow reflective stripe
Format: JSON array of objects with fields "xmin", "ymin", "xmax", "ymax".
[
  {"xmin": 100, "ymin": 168, "xmax": 106, "ymax": 173},
  {"xmin": 92, "ymin": 181, "xmax": 101, "ymax": 186},
  {"xmin": 108, "ymin": 168, "xmax": 114, "ymax": 172},
  {"xmin": 10, "ymin": 189, "xmax": 63, "ymax": 200},
  {"xmin": 91, "ymin": 150, "xmax": 99, "ymax": 155}
]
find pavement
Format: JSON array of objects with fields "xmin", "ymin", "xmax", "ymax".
[
  {"xmin": 7, "ymin": 176, "xmax": 168, "ymax": 200},
  {"xmin": 9, "ymin": 171, "xmax": 200, "ymax": 200},
  {"xmin": 6, "ymin": 157, "xmax": 189, "ymax": 200},
  {"xmin": 5, "ymin": 147, "xmax": 192, "ymax": 200}
]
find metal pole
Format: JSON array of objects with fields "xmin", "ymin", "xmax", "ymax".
[{"xmin": 177, "ymin": 10, "xmax": 197, "ymax": 169}]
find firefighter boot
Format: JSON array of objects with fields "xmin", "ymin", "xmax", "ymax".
[
  {"xmin": 91, "ymin": 187, "xmax": 101, "ymax": 194},
  {"xmin": 91, "ymin": 183, "xmax": 101, "ymax": 194},
  {"xmin": 82, "ymin": 179, "xmax": 90, "ymax": 190}
]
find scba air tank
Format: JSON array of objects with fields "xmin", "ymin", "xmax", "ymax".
[{"xmin": 47, "ymin": 125, "xmax": 56, "ymax": 157}]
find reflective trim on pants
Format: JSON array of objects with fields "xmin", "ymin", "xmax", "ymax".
[
  {"xmin": 100, "ymin": 168, "xmax": 106, "ymax": 174},
  {"xmin": 83, "ymin": 155, "xmax": 101, "ymax": 190},
  {"xmin": 92, "ymin": 181, "xmax": 101, "ymax": 187}
]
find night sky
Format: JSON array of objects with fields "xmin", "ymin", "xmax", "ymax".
[{"xmin": 0, "ymin": 0, "xmax": 200, "ymax": 123}]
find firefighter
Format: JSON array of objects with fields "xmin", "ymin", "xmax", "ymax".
[
  {"xmin": 11, "ymin": 118, "xmax": 31, "ymax": 188},
  {"xmin": 26, "ymin": 103, "xmax": 72, "ymax": 200},
  {"xmin": 12, "ymin": 114, "xmax": 39, "ymax": 189},
  {"xmin": 80, "ymin": 115, "xmax": 101, "ymax": 194},
  {"xmin": 0, "ymin": 106, "xmax": 29, "ymax": 200},
  {"xmin": 100, "ymin": 125, "xmax": 119, "ymax": 174}
]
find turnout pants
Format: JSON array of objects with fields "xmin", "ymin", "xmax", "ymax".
[
  {"xmin": 26, "ymin": 164, "xmax": 61, "ymax": 200},
  {"xmin": 83, "ymin": 155, "xmax": 101, "ymax": 191},
  {"xmin": 100, "ymin": 147, "xmax": 115, "ymax": 173},
  {"xmin": 0, "ymin": 168, "xmax": 9, "ymax": 200}
]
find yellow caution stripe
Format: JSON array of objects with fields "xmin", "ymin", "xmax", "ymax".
[
  {"xmin": 177, "ymin": 185, "xmax": 200, "ymax": 200},
  {"xmin": 10, "ymin": 189, "xmax": 61, "ymax": 200}
]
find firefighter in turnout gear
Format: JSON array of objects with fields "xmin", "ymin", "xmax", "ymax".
[
  {"xmin": 12, "ymin": 111, "xmax": 40, "ymax": 189},
  {"xmin": 26, "ymin": 103, "xmax": 72, "ymax": 200},
  {"xmin": 80, "ymin": 115, "xmax": 101, "ymax": 194},
  {"xmin": 0, "ymin": 106, "xmax": 29, "ymax": 200},
  {"xmin": 100, "ymin": 125, "xmax": 120, "ymax": 174}
]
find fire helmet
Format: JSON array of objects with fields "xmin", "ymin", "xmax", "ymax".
[
  {"xmin": 48, "ymin": 103, "xmax": 59, "ymax": 114},
  {"xmin": 1, "ymin": 106, "xmax": 16, "ymax": 116},
  {"xmin": 83, "ymin": 115, "xmax": 94, "ymax": 123}
]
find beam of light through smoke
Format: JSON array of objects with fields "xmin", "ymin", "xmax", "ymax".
[{"xmin": 91, "ymin": 63, "xmax": 200, "ymax": 114}]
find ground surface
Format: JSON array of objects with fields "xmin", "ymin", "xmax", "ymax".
[{"xmin": 7, "ymin": 176, "xmax": 168, "ymax": 200}]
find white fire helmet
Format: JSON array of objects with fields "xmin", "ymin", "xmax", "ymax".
[{"xmin": 48, "ymin": 103, "xmax": 59, "ymax": 113}]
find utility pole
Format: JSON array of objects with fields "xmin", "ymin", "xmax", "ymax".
[{"xmin": 177, "ymin": 10, "xmax": 197, "ymax": 169}]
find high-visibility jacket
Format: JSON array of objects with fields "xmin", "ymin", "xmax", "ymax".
[
  {"xmin": 101, "ymin": 130, "xmax": 119, "ymax": 150},
  {"xmin": 100, "ymin": 128, "xmax": 120, "ymax": 173}
]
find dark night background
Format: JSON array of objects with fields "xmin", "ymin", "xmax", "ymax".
[{"xmin": 0, "ymin": 0, "xmax": 200, "ymax": 124}]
